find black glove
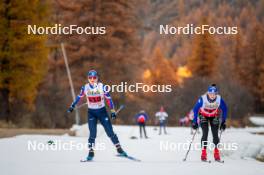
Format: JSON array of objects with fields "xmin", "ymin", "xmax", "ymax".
[
  {"xmin": 220, "ymin": 122, "xmax": 226, "ymax": 131},
  {"xmin": 110, "ymin": 109, "xmax": 117, "ymax": 120},
  {"xmin": 67, "ymin": 105, "xmax": 75, "ymax": 113},
  {"xmin": 192, "ymin": 122, "xmax": 198, "ymax": 130}
]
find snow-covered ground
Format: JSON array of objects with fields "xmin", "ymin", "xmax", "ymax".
[{"xmin": 1, "ymin": 125, "xmax": 264, "ymax": 175}]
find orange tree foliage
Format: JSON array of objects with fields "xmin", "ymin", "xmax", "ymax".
[
  {"xmin": 187, "ymin": 18, "xmax": 218, "ymax": 78},
  {"xmin": 0, "ymin": 0, "xmax": 49, "ymax": 121}
]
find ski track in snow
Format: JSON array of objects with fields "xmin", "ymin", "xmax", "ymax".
[{"xmin": 1, "ymin": 126, "xmax": 264, "ymax": 175}]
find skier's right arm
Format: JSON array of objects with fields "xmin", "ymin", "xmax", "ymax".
[
  {"xmin": 192, "ymin": 97, "xmax": 203, "ymax": 124},
  {"xmin": 67, "ymin": 86, "xmax": 85, "ymax": 113}
]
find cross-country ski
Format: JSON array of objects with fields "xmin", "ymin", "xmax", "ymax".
[{"xmin": 116, "ymin": 154, "xmax": 141, "ymax": 162}]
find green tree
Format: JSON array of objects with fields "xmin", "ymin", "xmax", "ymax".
[{"xmin": 0, "ymin": 0, "xmax": 49, "ymax": 121}]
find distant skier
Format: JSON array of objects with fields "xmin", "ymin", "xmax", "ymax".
[
  {"xmin": 179, "ymin": 116, "xmax": 189, "ymax": 126},
  {"xmin": 135, "ymin": 110, "xmax": 149, "ymax": 138},
  {"xmin": 192, "ymin": 84, "xmax": 227, "ymax": 161},
  {"xmin": 155, "ymin": 106, "xmax": 168, "ymax": 135},
  {"xmin": 67, "ymin": 70, "xmax": 127, "ymax": 161}
]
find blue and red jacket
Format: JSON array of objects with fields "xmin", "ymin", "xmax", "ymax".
[
  {"xmin": 193, "ymin": 94, "xmax": 227, "ymax": 124},
  {"xmin": 71, "ymin": 82, "xmax": 114, "ymax": 110},
  {"xmin": 135, "ymin": 112, "xmax": 149, "ymax": 124}
]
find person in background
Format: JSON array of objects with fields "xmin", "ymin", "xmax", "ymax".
[
  {"xmin": 135, "ymin": 110, "xmax": 149, "ymax": 138},
  {"xmin": 179, "ymin": 116, "xmax": 189, "ymax": 126},
  {"xmin": 155, "ymin": 106, "xmax": 168, "ymax": 135}
]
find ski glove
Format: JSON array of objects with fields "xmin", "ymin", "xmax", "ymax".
[
  {"xmin": 110, "ymin": 109, "xmax": 117, "ymax": 120},
  {"xmin": 67, "ymin": 105, "xmax": 75, "ymax": 113},
  {"xmin": 192, "ymin": 122, "xmax": 198, "ymax": 130},
  {"xmin": 220, "ymin": 122, "xmax": 226, "ymax": 131}
]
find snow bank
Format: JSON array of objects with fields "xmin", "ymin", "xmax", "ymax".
[{"xmin": 249, "ymin": 116, "xmax": 264, "ymax": 126}]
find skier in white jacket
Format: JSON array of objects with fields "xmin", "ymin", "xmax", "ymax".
[{"xmin": 155, "ymin": 106, "xmax": 168, "ymax": 135}]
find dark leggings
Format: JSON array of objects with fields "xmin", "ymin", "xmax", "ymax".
[
  {"xmin": 138, "ymin": 122, "xmax": 147, "ymax": 138},
  {"xmin": 200, "ymin": 116, "xmax": 220, "ymax": 149}
]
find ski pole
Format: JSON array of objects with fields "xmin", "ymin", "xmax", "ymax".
[
  {"xmin": 75, "ymin": 103, "xmax": 124, "ymax": 113},
  {"xmin": 183, "ymin": 129, "xmax": 198, "ymax": 161},
  {"xmin": 75, "ymin": 102, "xmax": 88, "ymax": 110},
  {"xmin": 116, "ymin": 104, "xmax": 125, "ymax": 115},
  {"xmin": 219, "ymin": 129, "xmax": 223, "ymax": 142}
]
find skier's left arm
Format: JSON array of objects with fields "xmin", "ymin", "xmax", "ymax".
[
  {"xmin": 219, "ymin": 98, "xmax": 228, "ymax": 130},
  {"xmin": 103, "ymin": 85, "xmax": 116, "ymax": 116},
  {"xmin": 219, "ymin": 98, "xmax": 227, "ymax": 122},
  {"xmin": 193, "ymin": 97, "xmax": 203, "ymax": 124}
]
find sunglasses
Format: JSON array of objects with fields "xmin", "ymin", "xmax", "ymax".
[{"xmin": 88, "ymin": 76, "xmax": 97, "ymax": 80}]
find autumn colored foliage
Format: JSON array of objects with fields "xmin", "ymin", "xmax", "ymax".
[{"xmin": 0, "ymin": 0, "xmax": 264, "ymax": 127}]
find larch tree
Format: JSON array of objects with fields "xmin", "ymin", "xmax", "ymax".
[
  {"xmin": 187, "ymin": 18, "xmax": 218, "ymax": 78},
  {"xmin": 149, "ymin": 47, "xmax": 177, "ymax": 85},
  {"xmin": 55, "ymin": 0, "xmax": 142, "ymax": 85},
  {"xmin": 0, "ymin": 0, "xmax": 49, "ymax": 121},
  {"xmin": 231, "ymin": 33, "xmax": 244, "ymax": 79},
  {"xmin": 240, "ymin": 24, "xmax": 264, "ymax": 111}
]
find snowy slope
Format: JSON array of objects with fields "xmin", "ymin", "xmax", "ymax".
[{"xmin": 1, "ymin": 126, "xmax": 264, "ymax": 175}]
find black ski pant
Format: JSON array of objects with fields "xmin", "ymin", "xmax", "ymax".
[
  {"xmin": 138, "ymin": 122, "xmax": 147, "ymax": 138},
  {"xmin": 199, "ymin": 115, "xmax": 220, "ymax": 149}
]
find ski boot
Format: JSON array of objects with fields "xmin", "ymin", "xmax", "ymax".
[
  {"xmin": 214, "ymin": 148, "xmax": 220, "ymax": 161},
  {"xmin": 86, "ymin": 149, "xmax": 94, "ymax": 161},
  {"xmin": 201, "ymin": 148, "xmax": 207, "ymax": 161},
  {"xmin": 116, "ymin": 145, "xmax": 127, "ymax": 157}
]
